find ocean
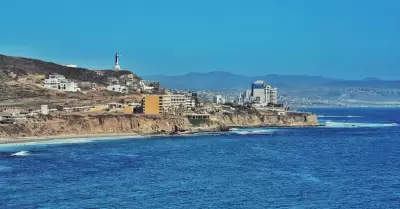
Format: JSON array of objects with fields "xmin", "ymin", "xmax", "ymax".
[{"xmin": 1, "ymin": 108, "xmax": 400, "ymax": 208}]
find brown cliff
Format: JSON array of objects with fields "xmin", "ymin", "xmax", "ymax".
[
  {"xmin": 0, "ymin": 110, "xmax": 318, "ymax": 140},
  {"xmin": 205, "ymin": 110, "xmax": 319, "ymax": 128},
  {"xmin": 0, "ymin": 114, "xmax": 191, "ymax": 138}
]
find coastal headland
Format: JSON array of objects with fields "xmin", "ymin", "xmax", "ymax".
[
  {"xmin": 0, "ymin": 109, "xmax": 318, "ymax": 144},
  {"xmin": 0, "ymin": 53, "xmax": 318, "ymax": 144}
]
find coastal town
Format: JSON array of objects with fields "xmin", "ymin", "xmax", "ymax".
[{"xmin": 0, "ymin": 53, "xmax": 318, "ymax": 140}]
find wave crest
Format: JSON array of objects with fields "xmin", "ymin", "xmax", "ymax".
[
  {"xmin": 318, "ymin": 115, "xmax": 363, "ymax": 118},
  {"xmin": 231, "ymin": 129, "xmax": 277, "ymax": 135},
  {"xmin": 11, "ymin": 151, "xmax": 30, "ymax": 156},
  {"xmin": 324, "ymin": 121, "xmax": 398, "ymax": 128}
]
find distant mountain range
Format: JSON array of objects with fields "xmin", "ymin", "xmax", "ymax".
[{"xmin": 143, "ymin": 71, "xmax": 400, "ymax": 91}]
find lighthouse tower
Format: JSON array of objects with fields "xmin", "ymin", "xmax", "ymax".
[{"xmin": 113, "ymin": 53, "xmax": 121, "ymax": 71}]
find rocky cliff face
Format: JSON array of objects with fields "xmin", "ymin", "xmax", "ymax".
[
  {"xmin": 0, "ymin": 114, "xmax": 191, "ymax": 138},
  {"xmin": 0, "ymin": 111, "xmax": 318, "ymax": 139},
  {"xmin": 209, "ymin": 111, "xmax": 319, "ymax": 127}
]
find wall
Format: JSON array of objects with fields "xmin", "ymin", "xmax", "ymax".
[
  {"xmin": 144, "ymin": 96, "xmax": 160, "ymax": 114},
  {"xmin": 124, "ymin": 106, "xmax": 134, "ymax": 114}
]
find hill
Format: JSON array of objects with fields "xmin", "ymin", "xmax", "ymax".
[
  {"xmin": 143, "ymin": 71, "xmax": 339, "ymax": 90},
  {"xmin": 144, "ymin": 71, "xmax": 400, "ymax": 91},
  {"xmin": 324, "ymin": 79, "xmax": 400, "ymax": 89},
  {"xmin": 0, "ymin": 54, "xmax": 138, "ymax": 84},
  {"xmin": 0, "ymin": 54, "xmax": 142, "ymax": 107}
]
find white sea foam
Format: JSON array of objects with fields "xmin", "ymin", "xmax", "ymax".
[
  {"xmin": 231, "ymin": 129, "xmax": 277, "ymax": 135},
  {"xmin": 0, "ymin": 135, "xmax": 147, "ymax": 149},
  {"xmin": 324, "ymin": 121, "xmax": 398, "ymax": 128},
  {"xmin": 11, "ymin": 151, "xmax": 30, "ymax": 156},
  {"xmin": 318, "ymin": 115, "xmax": 363, "ymax": 118}
]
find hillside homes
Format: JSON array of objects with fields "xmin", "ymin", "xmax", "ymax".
[{"xmin": 43, "ymin": 74, "xmax": 80, "ymax": 92}]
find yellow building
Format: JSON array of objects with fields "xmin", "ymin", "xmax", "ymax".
[
  {"xmin": 124, "ymin": 106, "xmax": 134, "ymax": 114},
  {"xmin": 89, "ymin": 107, "xmax": 105, "ymax": 112},
  {"xmin": 144, "ymin": 95, "xmax": 162, "ymax": 114}
]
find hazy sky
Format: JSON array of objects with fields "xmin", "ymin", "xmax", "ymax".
[{"xmin": 1, "ymin": 0, "xmax": 399, "ymax": 79}]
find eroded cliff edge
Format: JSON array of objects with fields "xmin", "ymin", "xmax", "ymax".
[
  {"xmin": 210, "ymin": 110, "xmax": 319, "ymax": 127},
  {"xmin": 0, "ymin": 111, "xmax": 318, "ymax": 139}
]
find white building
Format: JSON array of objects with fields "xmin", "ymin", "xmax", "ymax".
[
  {"xmin": 106, "ymin": 85, "xmax": 128, "ymax": 93},
  {"xmin": 244, "ymin": 89, "xmax": 252, "ymax": 103},
  {"xmin": 214, "ymin": 95, "xmax": 226, "ymax": 104},
  {"xmin": 237, "ymin": 94, "xmax": 244, "ymax": 105},
  {"xmin": 157, "ymin": 94, "xmax": 196, "ymax": 113},
  {"xmin": 237, "ymin": 80, "xmax": 279, "ymax": 106},
  {"xmin": 251, "ymin": 80, "xmax": 270, "ymax": 105},
  {"xmin": 139, "ymin": 80, "xmax": 155, "ymax": 91},
  {"xmin": 64, "ymin": 64, "xmax": 77, "ymax": 68},
  {"xmin": 43, "ymin": 74, "xmax": 80, "ymax": 92},
  {"xmin": 270, "ymin": 88, "xmax": 278, "ymax": 104},
  {"xmin": 41, "ymin": 105, "xmax": 49, "ymax": 115}
]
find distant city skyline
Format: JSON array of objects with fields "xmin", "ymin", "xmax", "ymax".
[{"xmin": 1, "ymin": 0, "xmax": 399, "ymax": 79}]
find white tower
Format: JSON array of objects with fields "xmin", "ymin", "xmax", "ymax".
[{"xmin": 113, "ymin": 52, "xmax": 121, "ymax": 71}]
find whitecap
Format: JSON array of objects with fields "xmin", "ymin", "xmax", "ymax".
[
  {"xmin": 231, "ymin": 128, "xmax": 277, "ymax": 135},
  {"xmin": 318, "ymin": 115, "xmax": 362, "ymax": 118},
  {"xmin": 324, "ymin": 121, "xmax": 398, "ymax": 128},
  {"xmin": 10, "ymin": 151, "xmax": 30, "ymax": 156}
]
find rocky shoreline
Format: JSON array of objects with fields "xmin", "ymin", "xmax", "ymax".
[{"xmin": 0, "ymin": 110, "xmax": 319, "ymax": 144}]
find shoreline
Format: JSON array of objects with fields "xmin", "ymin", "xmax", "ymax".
[
  {"xmin": 0, "ymin": 124, "xmax": 322, "ymax": 146},
  {"xmin": 0, "ymin": 132, "xmax": 173, "ymax": 146}
]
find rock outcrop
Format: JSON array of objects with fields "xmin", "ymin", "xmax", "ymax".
[
  {"xmin": 0, "ymin": 110, "xmax": 318, "ymax": 139},
  {"xmin": 0, "ymin": 114, "xmax": 191, "ymax": 138},
  {"xmin": 208, "ymin": 110, "xmax": 319, "ymax": 127}
]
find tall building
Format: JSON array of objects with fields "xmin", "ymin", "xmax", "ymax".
[
  {"xmin": 251, "ymin": 80, "xmax": 270, "ymax": 105},
  {"xmin": 243, "ymin": 89, "xmax": 252, "ymax": 103},
  {"xmin": 270, "ymin": 88, "xmax": 278, "ymax": 104},
  {"xmin": 246, "ymin": 80, "xmax": 279, "ymax": 106},
  {"xmin": 214, "ymin": 95, "xmax": 225, "ymax": 104},
  {"xmin": 237, "ymin": 93, "xmax": 244, "ymax": 105}
]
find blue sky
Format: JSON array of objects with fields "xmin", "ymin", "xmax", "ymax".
[{"xmin": 0, "ymin": 0, "xmax": 399, "ymax": 79}]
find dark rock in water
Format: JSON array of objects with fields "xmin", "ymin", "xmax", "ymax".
[{"xmin": 218, "ymin": 125, "xmax": 230, "ymax": 132}]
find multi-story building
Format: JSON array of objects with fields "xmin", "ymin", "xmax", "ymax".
[
  {"xmin": 106, "ymin": 85, "xmax": 128, "ymax": 93},
  {"xmin": 251, "ymin": 80, "xmax": 271, "ymax": 105},
  {"xmin": 270, "ymin": 88, "xmax": 278, "ymax": 104},
  {"xmin": 244, "ymin": 89, "xmax": 252, "ymax": 103},
  {"xmin": 43, "ymin": 74, "xmax": 80, "ymax": 92},
  {"xmin": 143, "ymin": 94, "xmax": 196, "ymax": 115},
  {"xmin": 214, "ymin": 95, "xmax": 226, "ymax": 104},
  {"xmin": 144, "ymin": 95, "xmax": 161, "ymax": 114},
  {"xmin": 238, "ymin": 80, "xmax": 278, "ymax": 106}
]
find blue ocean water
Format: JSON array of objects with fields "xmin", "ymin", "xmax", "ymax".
[{"xmin": 1, "ymin": 108, "xmax": 400, "ymax": 208}]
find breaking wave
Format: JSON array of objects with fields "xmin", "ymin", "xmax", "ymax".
[
  {"xmin": 318, "ymin": 115, "xmax": 363, "ymax": 118},
  {"xmin": 10, "ymin": 151, "xmax": 30, "ymax": 156},
  {"xmin": 230, "ymin": 128, "xmax": 277, "ymax": 135},
  {"xmin": 324, "ymin": 121, "xmax": 398, "ymax": 128}
]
